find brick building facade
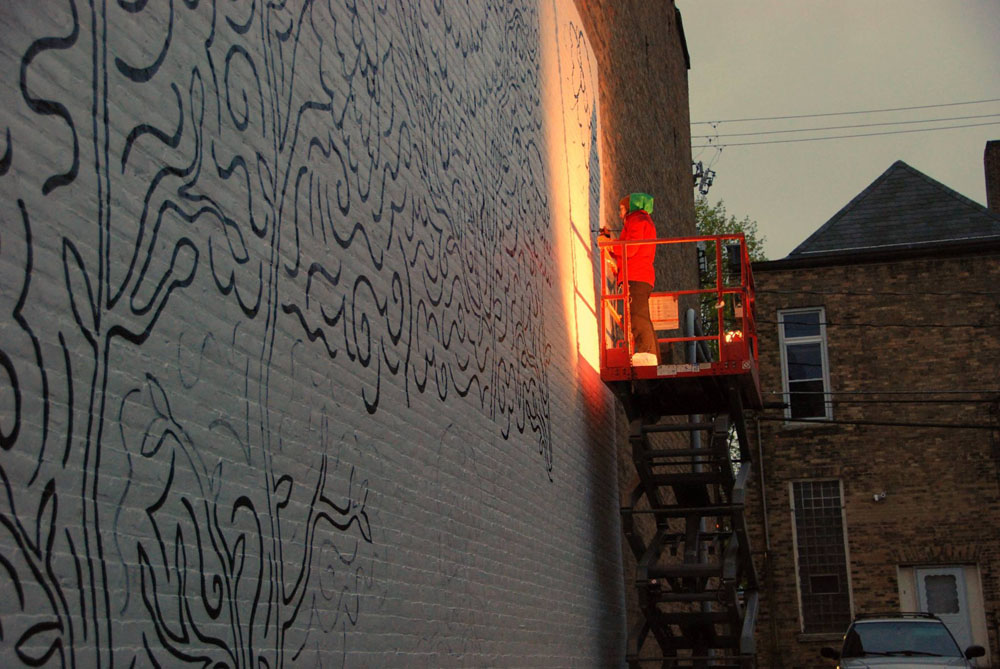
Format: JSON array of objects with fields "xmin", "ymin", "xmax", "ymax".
[
  {"xmin": 748, "ymin": 158, "xmax": 1000, "ymax": 667},
  {"xmin": 0, "ymin": 1, "xmax": 694, "ymax": 666}
]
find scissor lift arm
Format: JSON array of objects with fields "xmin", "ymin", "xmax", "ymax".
[{"xmin": 600, "ymin": 235, "xmax": 763, "ymax": 668}]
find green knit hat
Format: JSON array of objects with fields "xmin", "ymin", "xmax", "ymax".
[{"xmin": 624, "ymin": 192, "xmax": 654, "ymax": 215}]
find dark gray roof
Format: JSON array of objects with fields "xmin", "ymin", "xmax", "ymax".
[{"xmin": 788, "ymin": 160, "xmax": 1000, "ymax": 257}]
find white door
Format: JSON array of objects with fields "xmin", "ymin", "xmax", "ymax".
[{"xmin": 916, "ymin": 566, "xmax": 972, "ymax": 651}]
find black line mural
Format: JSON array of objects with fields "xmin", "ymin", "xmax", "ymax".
[{"xmin": 0, "ymin": 0, "xmax": 557, "ymax": 665}]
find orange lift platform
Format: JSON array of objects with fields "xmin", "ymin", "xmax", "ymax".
[
  {"xmin": 597, "ymin": 233, "xmax": 764, "ymax": 419},
  {"xmin": 598, "ymin": 233, "xmax": 763, "ymax": 668}
]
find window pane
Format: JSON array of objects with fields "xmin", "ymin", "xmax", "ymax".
[
  {"xmin": 809, "ymin": 574, "xmax": 840, "ymax": 594},
  {"xmin": 783, "ymin": 310, "xmax": 820, "ymax": 338},
  {"xmin": 925, "ymin": 575, "xmax": 960, "ymax": 614},
  {"xmin": 787, "ymin": 343, "xmax": 822, "ymax": 380},
  {"xmin": 780, "ymin": 308, "xmax": 830, "ymax": 421},
  {"xmin": 793, "ymin": 481, "xmax": 851, "ymax": 633},
  {"xmin": 789, "ymin": 380, "xmax": 826, "ymax": 418}
]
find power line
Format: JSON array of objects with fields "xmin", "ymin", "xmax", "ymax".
[
  {"xmin": 759, "ymin": 318, "xmax": 994, "ymax": 329},
  {"xmin": 757, "ymin": 288, "xmax": 1000, "ymax": 297},
  {"xmin": 764, "ymin": 389, "xmax": 999, "ymax": 396},
  {"xmin": 691, "ymin": 98, "xmax": 1000, "ymax": 125},
  {"xmin": 764, "ymin": 392, "xmax": 999, "ymax": 404},
  {"xmin": 763, "ymin": 394, "xmax": 998, "ymax": 405},
  {"xmin": 757, "ymin": 415, "xmax": 996, "ymax": 430},
  {"xmin": 692, "ymin": 120, "xmax": 1000, "ymax": 148},
  {"xmin": 691, "ymin": 113, "xmax": 1000, "ymax": 139},
  {"xmin": 823, "ymin": 398, "xmax": 998, "ymax": 405}
]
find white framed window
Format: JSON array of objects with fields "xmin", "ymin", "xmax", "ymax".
[
  {"xmin": 790, "ymin": 480, "xmax": 852, "ymax": 633},
  {"xmin": 778, "ymin": 307, "xmax": 832, "ymax": 420}
]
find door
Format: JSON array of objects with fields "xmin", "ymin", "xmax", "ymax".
[{"xmin": 916, "ymin": 566, "xmax": 972, "ymax": 651}]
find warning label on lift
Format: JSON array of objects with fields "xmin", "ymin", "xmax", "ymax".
[{"xmin": 657, "ymin": 363, "xmax": 701, "ymax": 376}]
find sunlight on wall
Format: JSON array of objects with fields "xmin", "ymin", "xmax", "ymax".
[{"xmin": 540, "ymin": 0, "xmax": 602, "ymax": 374}]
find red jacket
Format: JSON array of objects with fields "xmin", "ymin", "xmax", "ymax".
[{"xmin": 611, "ymin": 210, "xmax": 656, "ymax": 286}]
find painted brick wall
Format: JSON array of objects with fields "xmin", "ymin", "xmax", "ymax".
[
  {"xmin": 571, "ymin": 2, "xmax": 698, "ymax": 655},
  {"xmin": 747, "ymin": 252, "xmax": 1000, "ymax": 667},
  {"xmin": 0, "ymin": 0, "xmax": 701, "ymax": 664},
  {"xmin": 574, "ymin": 0, "xmax": 696, "ymax": 290}
]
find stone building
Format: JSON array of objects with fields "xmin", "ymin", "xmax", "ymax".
[
  {"xmin": 748, "ymin": 151, "xmax": 1000, "ymax": 666},
  {"xmin": 0, "ymin": 1, "xmax": 696, "ymax": 666}
]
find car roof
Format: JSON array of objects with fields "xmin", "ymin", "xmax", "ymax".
[
  {"xmin": 853, "ymin": 613, "xmax": 943, "ymax": 623},
  {"xmin": 854, "ymin": 618, "xmax": 944, "ymax": 624}
]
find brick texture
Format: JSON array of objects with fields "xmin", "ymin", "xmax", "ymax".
[
  {"xmin": 572, "ymin": 1, "xmax": 698, "ymax": 653},
  {"xmin": 748, "ymin": 251, "xmax": 1000, "ymax": 667},
  {"xmin": 0, "ymin": 1, "xmax": 694, "ymax": 665},
  {"xmin": 574, "ymin": 0, "xmax": 696, "ymax": 290}
]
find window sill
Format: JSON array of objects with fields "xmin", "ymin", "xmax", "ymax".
[
  {"xmin": 779, "ymin": 419, "xmax": 840, "ymax": 432},
  {"xmin": 796, "ymin": 632, "xmax": 843, "ymax": 642}
]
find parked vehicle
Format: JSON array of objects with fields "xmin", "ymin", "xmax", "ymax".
[{"xmin": 820, "ymin": 613, "xmax": 985, "ymax": 668}]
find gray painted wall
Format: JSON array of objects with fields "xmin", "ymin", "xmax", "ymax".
[{"xmin": 0, "ymin": 0, "xmax": 623, "ymax": 665}]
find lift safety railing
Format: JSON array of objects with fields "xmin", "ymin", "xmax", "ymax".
[{"xmin": 597, "ymin": 233, "xmax": 758, "ymax": 383}]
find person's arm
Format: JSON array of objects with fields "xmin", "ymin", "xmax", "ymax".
[{"xmin": 598, "ymin": 227, "xmax": 619, "ymax": 274}]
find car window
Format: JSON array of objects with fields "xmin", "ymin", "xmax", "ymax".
[{"xmin": 842, "ymin": 621, "xmax": 963, "ymax": 658}]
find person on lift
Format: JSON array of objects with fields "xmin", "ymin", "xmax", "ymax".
[{"xmin": 600, "ymin": 192, "xmax": 659, "ymax": 367}]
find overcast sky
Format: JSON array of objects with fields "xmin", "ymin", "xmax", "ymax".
[{"xmin": 677, "ymin": 1, "xmax": 1000, "ymax": 259}]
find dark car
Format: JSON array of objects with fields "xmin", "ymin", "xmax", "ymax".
[{"xmin": 820, "ymin": 613, "xmax": 986, "ymax": 668}]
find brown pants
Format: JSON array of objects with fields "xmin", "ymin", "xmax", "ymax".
[{"xmin": 628, "ymin": 281, "xmax": 658, "ymax": 360}]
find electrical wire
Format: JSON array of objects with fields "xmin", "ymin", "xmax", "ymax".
[
  {"xmin": 813, "ymin": 398, "xmax": 996, "ymax": 405},
  {"xmin": 691, "ymin": 113, "xmax": 1000, "ymax": 139},
  {"xmin": 764, "ymin": 389, "xmax": 999, "ymax": 396},
  {"xmin": 756, "ymin": 415, "xmax": 996, "ymax": 430},
  {"xmin": 764, "ymin": 396, "xmax": 998, "ymax": 406},
  {"xmin": 758, "ymin": 318, "xmax": 994, "ymax": 329},
  {"xmin": 767, "ymin": 388, "xmax": 1000, "ymax": 398},
  {"xmin": 691, "ymin": 98, "xmax": 1000, "ymax": 125},
  {"xmin": 692, "ymin": 120, "xmax": 1000, "ymax": 148},
  {"xmin": 757, "ymin": 288, "xmax": 1000, "ymax": 297}
]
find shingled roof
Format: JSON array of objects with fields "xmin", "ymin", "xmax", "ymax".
[{"xmin": 788, "ymin": 160, "xmax": 1000, "ymax": 258}]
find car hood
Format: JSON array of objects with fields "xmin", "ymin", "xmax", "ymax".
[{"xmin": 840, "ymin": 657, "xmax": 968, "ymax": 668}]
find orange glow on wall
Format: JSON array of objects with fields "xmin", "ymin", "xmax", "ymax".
[{"xmin": 539, "ymin": 0, "xmax": 602, "ymax": 374}]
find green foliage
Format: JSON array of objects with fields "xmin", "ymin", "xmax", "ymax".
[
  {"xmin": 693, "ymin": 195, "xmax": 762, "ymax": 474},
  {"xmin": 694, "ymin": 195, "xmax": 768, "ymax": 262}
]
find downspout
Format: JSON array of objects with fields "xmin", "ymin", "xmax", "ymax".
[
  {"xmin": 686, "ymin": 309, "xmax": 711, "ymax": 629},
  {"xmin": 686, "ymin": 308, "xmax": 705, "ymax": 541},
  {"xmin": 757, "ymin": 414, "xmax": 782, "ymax": 663},
  {"xmin": 686, "ymin": 308, "xmax": 703, "ymax": 465},
  {"xmin": 756, "ymin": 415, "xmax": 769, "ymax": 552}
]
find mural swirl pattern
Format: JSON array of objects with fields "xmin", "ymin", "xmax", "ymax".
[{"xmin": 0, "ymin": 0, "xmax": 553, "ymax": 665}]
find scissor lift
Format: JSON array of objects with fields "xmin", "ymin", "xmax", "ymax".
[{"xmin": 598, "ymin": 234, "xmax": 763, "ymax": 668}]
